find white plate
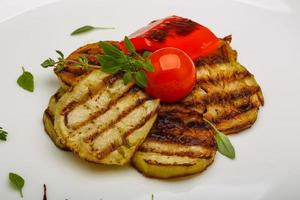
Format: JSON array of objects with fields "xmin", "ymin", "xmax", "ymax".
[{"xmin": 0, "ymin": 0, "xmax": 299, "ymax": 199}]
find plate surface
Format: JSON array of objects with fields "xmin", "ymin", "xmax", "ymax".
[{"xmin": 0, "ymin": 0, "xmax": 299, "ymax": 199}]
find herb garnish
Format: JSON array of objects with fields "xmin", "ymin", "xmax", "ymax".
[
  {"xmin": 41, "ymin": 50, "xmax": 99, "ymax": 72},
  {"xmin": 70, "ymin": 25, "xmax": 115, "ymax": 36},
  {"xmin": 42, "ymin": 36, "xmax": 154, "ymax": 88},
  {"xmin": 0, "ymin": 127, "xmax": 8, "ymax": 141},
  {"xmin": 9, "ymin": 172, "xmax": 25, "ymax": 198},
  {"xmin": 97, "ymin": 36, "xmax": 154, "ymax": 87},
  {"xmin": 204, "ymin": 119, "xmax": 235, "ymax": 159},
  {"xmin": 17, "ymin": 67, "xmax": 34, "ymax": 92}
]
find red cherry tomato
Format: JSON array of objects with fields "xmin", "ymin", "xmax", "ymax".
[{"xmin": 145, "ymin": 47, "xmax": 196, "ymax": 102}]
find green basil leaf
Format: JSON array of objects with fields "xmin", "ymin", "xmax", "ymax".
[
  {"xmin": 41, "ymin": 58, "xmax": 55, "ymax": 68},
  {"xmin": 124, "ymin": 36, "xmax": 136, "ymax": 54},
  {"xmin": 9, "ymin": 172, "xmax": 25, "ymax": 198},
  {"xmin": 99, "ymin": 41, "xmax": 123, "ymax": 58},
  {"xmin": 71, "ymin": 25, "xmax": 114, "ymax": 36},
  {"xmin": 0, "ymin": 127, "xmax": 8, "ymax": 141},
  {"xmin": 131, "ymin": 59, "xmax": 144, "ymax": 70},
  {"xmin": 101, "ymin": 64, "xmax": 122, "ymax": 74},
  {"xmin": 70, "ymin": 25, "xmax": 95, "ymax": 35},
  {"xmin": 17, "ymin": 67, "xmax": 34, "ymax": 92},
  {"xmin": 123, "ymin": 71, "xmax": 133, "ymax": 85},
  {"xmin": 55, "ymin": 50, "xmax": 64, "ymax": 59},
  {"xmin": 143, "ymin": 60, "xmax": 154, "ymax": 72},
  {"xmin": 215, "ymin": 131, "xmax": 235, "ymax": 159},
  {"xmin": 134, "ymin": 71, "xmax": 147, "ymax": 88},
  {"xmin": 204, "ymin": 119, "xmax": 235, "ymax": 159},
  {"xmin": 143, "ymin": 51, "xmax": 152, "ymax": 58},
  {"xmin": 96, "ymin": 55, "xmax": 117, "ymax": 65},
  {"xmin": 78, "ymin": 55, "xmax": 89, "ymax": 64}
]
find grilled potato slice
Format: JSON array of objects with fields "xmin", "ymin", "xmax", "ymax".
[{"xmin": 54, "ymin": 70, "xmax": 159, "ymax": 165}]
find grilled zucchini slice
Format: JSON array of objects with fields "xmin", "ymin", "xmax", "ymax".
[
  {"xmin": 132, "ymin": 116, "xmax": 217, "ymax": 179},
  {"xmin": 133, "ymin": 151, "xmax": 215, "ymax": 179},
  {"xmin": 54, "ymin": 70, "xmax": 159, "ymax": 165},
  {"xmin": 43, "ymin": 88, "xmax": 68, "ymax": 150}
]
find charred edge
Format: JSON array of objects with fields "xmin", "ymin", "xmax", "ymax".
[
  {"xmin": 83, "ymin": 96, "xmax": 148, "ymax": 143},
  {"xmin": 138, "ymin": 146, "xmax": 214, "ymax": 159},
  {"xmin": 197, "ymin": 70, "xmax": 252, "ymax": 85},
  {"xmin": 147, "ymin": 130, "xmax": 216, "ymax": 148},
  {"xmin": 53, "ymin": 91, "xmax": 62, "ymax": 101},
  {"xmin": 71, "ymin": 86, "xmax": 142, "ymax": 131},
  {"xmin": 148, "ymin": 116, "xmax": 216, "ymax": 148},
  {"xmin": 158, "ymin": 105, "xmax": 203, "ymax": 119},
  {"xmin": 143, "ymin": 159, "xmax": 197, "ymax": 167},
  {"xmin": 160, "ymin": 99, "xmax": 206, "ymax": 113},
  {"xmin": 204, "ymin": 86, "xmax": 261, "ymax": 105},
  {"xmin": 103, "ymin": 73, "xmax": 122, "ymax": 85},
  {"xmin": 194, "ymin": 42, "xmax": 232, "ymax": 67},
  {"xmin": 95, "ymin": 105, "xmax": 158, "ymax": 160},
  {"xmin": 43, "ymin": 112, "xmax": 70, "ymax": 151},
  {"xmin": 222, "ymin": 35, "xmax": 232, "ymax": 43},
  {"xmin": 216, "ymin": 108, "xmax": 258, "ymax": 134},
  {"xmin": 146, "ymin": 18, "xmax": 198, "ymax": 42},
  {"xmin": 211, "ymin": 101, "xmax": 258, "ymax": 123},
  {"xmin": 44, "ymin": 108, "xmax": 54, "ymax": 123}
]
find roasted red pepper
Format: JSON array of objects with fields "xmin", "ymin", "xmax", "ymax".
[{"xmin": 119, "ymin": 15, "xmax": 220, "ymax": 60}]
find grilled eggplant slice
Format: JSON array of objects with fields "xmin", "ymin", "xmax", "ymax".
[
  {"xmin": 132, "ymin": 36, "xmax": 264, "ymax": 178},
  {"xmin": 54, "ymin": 70, "xmax": 159, "ymax": 165}
]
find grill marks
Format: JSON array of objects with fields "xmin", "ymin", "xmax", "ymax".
[
  {"xmin": 93, "ymin": 105, "xmax": 158, "ymax": 160},
  {"xmin": 82, "ymin": 92, "xmax": 149, "ymax": 143},
  {"xmin": 194, "ymin": 36, "xmax": 237, "ymax": 67},
  {"xmin": 137, "ymin": 36, "xmax": 264, "ymax": 160},
  {"xmin": 55, "ymin": 70, "xmax": 159, "ymax": 164},
  {"xmin": 193, "ymin": 38, "xmax": 263, "ymax": 134},
  {"xmin": 65, "ymin": 77, "xmax": 129, "ymax": 129},
  {"xmin": 139, "ymin": 140, "xmax": 215, "ymax": 159}
]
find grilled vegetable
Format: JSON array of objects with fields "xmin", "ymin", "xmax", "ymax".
[
  {"xmin": 54, "ymin": 70, "xmax": 159, "ymax": 165},
  {"xmin": 119, "ymin": 15, "xmax": 220, "ymax": 60},
  {"xmin": 43, "ymin": 88, "xmax": 68, "ymax": 150},
  {"xmin": 132, "ymin": 116, "xmax": 217, "ymax": 178},
  {"xmin": 132, "ymin": 36, "xmax": 264, "ymax": 178},
  {"xmin": 194, "ymin": 36, "xmax": 264, "ymax": 134},
  {"xmin": 42, "ymin": 35, "xmax": 263, "ymax": 177}
]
